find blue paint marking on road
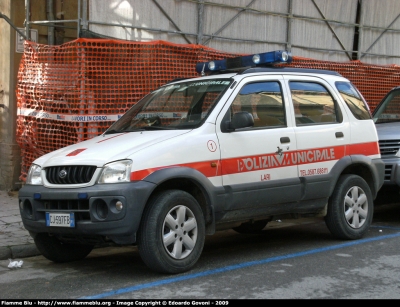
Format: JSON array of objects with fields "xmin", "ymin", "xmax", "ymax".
[{"xmin": 80, "ymin": 232, "xmax": 400, "ymax": 299}]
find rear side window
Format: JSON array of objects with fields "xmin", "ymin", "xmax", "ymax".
[
  {"xmin": 289, "ymin": 81, "xmax": 343, "ymax": 125},
  {"xmin": 336, "ymin": 81, "xmax": 371, "ymax": 120}
]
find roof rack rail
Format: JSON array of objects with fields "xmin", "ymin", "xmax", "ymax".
[{"xmin": 240, "ymin": 67, "xmax": 342, "ymax": 76}]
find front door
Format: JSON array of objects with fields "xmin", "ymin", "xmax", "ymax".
[{"xmin": 216, "ymin": 75, "xmax": 300, "ymax": 212}]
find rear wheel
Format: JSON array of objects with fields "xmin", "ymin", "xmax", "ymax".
[
  {"xmin": 137, "ymin": 190, "xmax": 205, "ymax": 274},
  {"xmin": 232, "ymin": 219, "xmax": 269, "ymax": 234},
  {"xmin": 325, "ymin": 174, "xmax": 373, "ymax": 240},
  {"xmin": 34, "ymin": 233, "xmax": 94, "ymax": 262}
]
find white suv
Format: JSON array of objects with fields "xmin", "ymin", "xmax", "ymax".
[{"xmin": 19, "ymin": 50, "xmax": 384, "ymax": 274}]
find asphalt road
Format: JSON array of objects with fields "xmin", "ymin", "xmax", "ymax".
[{"xmin": 1, "ymin": 202, "xmax": 400, "ymax": 300}]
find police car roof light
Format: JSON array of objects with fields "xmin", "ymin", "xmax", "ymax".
[{"xmin": 196, "ymin": 50, "xmax": 292, "ymax": 74}]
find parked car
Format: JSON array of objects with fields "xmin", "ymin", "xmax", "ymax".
[
  {"xmin": 19, "ymin": 50, "xmax": 384, "ymax": 274},
  {"xmin": 373, "ymin": 87, "xmax": 400, "ymax": 204}
]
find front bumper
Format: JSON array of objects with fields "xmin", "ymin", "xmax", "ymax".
[
  {"xmin": 18, "ymin": 181, "xmax": 156, "ymax": 245},
  {"xmin": 380, "ymin": 157, "xmax": 400, "ymax": 187}
]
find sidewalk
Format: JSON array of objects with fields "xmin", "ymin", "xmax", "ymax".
[{"xmin": 0, "ymin": 190, "xmax": 40, "ymax": 260}]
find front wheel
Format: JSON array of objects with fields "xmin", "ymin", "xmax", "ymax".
[
  {"xmin": 34, "ymin": 233, "xmax": 94, "ymax": 262},
  {"xmin": 325, "ymin": 174, "xmax": 373, "ymax": 240},
  {"xmin": 137, "ymin": 190, "xmax": 205, "ymax": 274}
]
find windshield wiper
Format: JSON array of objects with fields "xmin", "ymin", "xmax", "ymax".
[
  {"xmin": 105, "ymin": 126, "xmax": 175, "ymax": 134},
  {"xmin": 138, "ymin": 126, "xmax": 175, "ymax": 130},
  {"xmin": 104, "ymin": 129, "xmax": 124, "ymax": 134},
  {"xmin": 105, "ymin": 128, "xmax": 148, "ymax": 134}
]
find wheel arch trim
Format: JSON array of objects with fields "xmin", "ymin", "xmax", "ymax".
[{"xmin": 142, "ymin": 166, "xmax": 224, "ymax": 234}]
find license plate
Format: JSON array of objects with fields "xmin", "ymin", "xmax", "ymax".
[{"xmin": 46, "ymin": 212, "xmax": 75, "ymax": 227}]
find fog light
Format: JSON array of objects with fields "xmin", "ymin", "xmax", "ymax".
[{"xmin": 115, "ymin": 201, "xmax": 123, "ymax": 211}]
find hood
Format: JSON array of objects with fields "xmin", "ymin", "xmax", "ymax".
[
  {"xmin": 35, "ymin": 130, "xmax": 190, "ymax": 167},
  {"xmin": 375, "ymin": 121, "xmax": 400, "ymax": 141}
]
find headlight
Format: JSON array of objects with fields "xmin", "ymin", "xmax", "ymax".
[
  {"xmin": 98, "ymin": 160, "xmax": 132, "ymax": 184},
  {"xmin": 26, "ymin": 164, "xmax": 43, "ymax": 185}
]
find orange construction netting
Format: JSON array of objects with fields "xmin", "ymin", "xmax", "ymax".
[{"xmin": 16, "ymin": 38, "xmax": 400, "ymax": 181}]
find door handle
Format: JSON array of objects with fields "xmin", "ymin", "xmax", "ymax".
[
  {"xmin": 280, "ymin": 137, "xmax": 290, "ymax": 143},
  {"xmin": 335, "ymin": 132, "xmax": 344, "ymax": 138}
]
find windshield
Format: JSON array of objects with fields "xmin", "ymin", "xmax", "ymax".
[
  {"xmin": 373, "ymin": 89, "xmax": 400, "ymax": 124},
  {"xmin": 105, "ymin": 78, "xmax": 232, "ymax": 133}
]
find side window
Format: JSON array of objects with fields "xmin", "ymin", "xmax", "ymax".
[
  {"xmin": 336, "ymin": 81, "xmax": 371, "ymax": 120},
  {"xmin": 289, "ymin": 81, "xmax": 343, "ymax": 125},
  {"xmin": 230, "ymin": 81, "xmax": 286, "ymax": 128}
]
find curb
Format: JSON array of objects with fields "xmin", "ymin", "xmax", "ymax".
[{"xmin": 0, "ymin": 244, "xmax": 41, "ymax": 261}]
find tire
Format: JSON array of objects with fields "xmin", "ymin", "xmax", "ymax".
[
  {"xmin": 232, "ymin": 220, "xmax": 268, "ymax": 234},
  {"xmin": 137, "ymin": 190, "xmax": 205, "ymax": 274},
  {"xmin": 34, "ymin": 233, "xmax": 94, "ymax": 263},
  {"xmin": 325, "ymin": 174, "xmax": 373, "ymax": 240}
]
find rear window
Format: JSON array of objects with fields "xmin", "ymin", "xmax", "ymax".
[{"xmin": 336, "ymin": 82, "xmax": 371, "ymax": 120}]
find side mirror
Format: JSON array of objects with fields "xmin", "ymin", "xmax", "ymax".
[{"xmin": 227, "ymin": 111, "xmax": 254, "ymax": 131}]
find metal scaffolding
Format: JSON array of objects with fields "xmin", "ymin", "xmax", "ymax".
[{"xmin": 21, "ymin": 0, "xmax": 400, "ymax": 61}]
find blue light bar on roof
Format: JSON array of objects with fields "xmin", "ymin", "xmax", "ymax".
[{"xmin": 195, "ymin": 50, "xmax": 292, "ymax": 74}]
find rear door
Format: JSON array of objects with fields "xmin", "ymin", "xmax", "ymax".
[{"xmin": 283, "ymin": 75, "xmax": 351, "ymax": 200}]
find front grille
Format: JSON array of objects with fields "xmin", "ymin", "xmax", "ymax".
[
  {"xmin": 379, "ymin": 140, "xmax": 400, "ymax": 156},
  {"xmin": 36, "ymin": 199, "xmax": 90, "ymax": 221},
  {"xmin": 42, "ymin": 199, "xmax": 89, "ymax": 211},
  {"xmin": 45, "ymin": 165, "xmax": 97, "ymax": 184}
]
